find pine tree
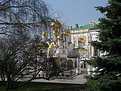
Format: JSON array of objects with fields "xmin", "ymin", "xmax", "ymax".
[{"xmin": 86, "ymin": 0, "xmax": 121, "ymax": 91}]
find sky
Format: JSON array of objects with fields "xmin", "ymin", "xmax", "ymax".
[{"xmin": 43, "ymin": 0, "xmax": 108, "ymax": 26}]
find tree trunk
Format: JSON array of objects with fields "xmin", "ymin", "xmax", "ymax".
[
  {"xmin": 6, "ymin": 75, "xmax": 13, "ymax": 90},
  {"xmin": 0, "ymin": 71, "xmax": 5, "ymax": 82}
]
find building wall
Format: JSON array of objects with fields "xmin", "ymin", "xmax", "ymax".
[{"xmin": 68, "ymin": 23, "xmax": 102, "ymax": 75}]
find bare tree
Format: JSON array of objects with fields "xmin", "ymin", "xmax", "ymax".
[
  {"xmin": 0, "ymin": 0, "xmax": 52, "ymax": 34},
  {"xmin": 0, "ymin": 0, "xmax": 57, "ymax": 89}
]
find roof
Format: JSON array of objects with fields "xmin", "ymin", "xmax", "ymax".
[
  {"xmin": 80, "ymin": 24, "xmax": 97, "ymax": 29},
  {"xmin": 68, "ymin": 23, "xmax": 98, "ymax": 31}
]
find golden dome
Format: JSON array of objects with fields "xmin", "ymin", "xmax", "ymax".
[
  {"xmin": 53, "ymin": 31, "xmax": 59, "ymax": 35},
  {"xmin": 78, "ymin": 38, "xmax": 85, "ymax": 43},
  {"xmin": 42, "ymin": 32, "xmax": 48, "ymax": 36},
  {"xmin": 48, "ymin": 42, "xmax": 56, "ymax": 49},
  {"xmin": 64, "ymin": 31, "xmax": 71, "ymax": 36},
  {"xmin": 57, "ymin": 35, "xmax": 63, "ymax": 40},
  {"xmin": 50, "ymin": 18, "xmax": 62, "ymax": 29},
  {"xmin": 54, "ymin": 18, "xmax": 62, "ymax": 29},
  {"xmin": 50, "ymin": 21, "xmax": 56, "ymax": 29},
  {"xmin": 46, "ymin": 41, "xmax": 50, "ymax": 45},
  {"xmin": 58, "ymin": 46, "xmax": 63, "ymax": 48}
]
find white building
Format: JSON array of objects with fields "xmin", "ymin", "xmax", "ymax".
[
  {"xmin": 68, "ymin": 22, "xmax": 99, "ymax": 75},
  {"xmin": 36, "ymin": 18, "xmax": 102, "ymax": 77}
]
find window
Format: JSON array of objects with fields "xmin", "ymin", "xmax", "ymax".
[
  {"xmin": 67, "ymin": 60, "xmax": 73, "ymax": 70},
  {"xmin": 94, "ymin": 47, "xmax": 99, "ymax": 56},
  {"xmin": 75, "ymin": 60, "xmax": 77, "ymax": 68}
]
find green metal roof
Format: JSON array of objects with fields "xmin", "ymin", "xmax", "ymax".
[
  {"xmin": 80, "ymin": 24, "xmax": 97, "ymax": 29},
  {"xmin": 68, "ymin": 23, "xmax": 98, "ymax": 31}
]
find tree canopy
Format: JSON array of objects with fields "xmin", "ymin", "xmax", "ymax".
[
  {"xmin": 0, "ymin": 0, "xmax": 59, "ymax": 89},
  {"xmin": 87, "ymin": 0, "xmax": 121, "ymax": 91}
]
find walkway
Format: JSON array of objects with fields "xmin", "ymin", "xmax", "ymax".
[{"xmin": 32, "ymin": 75, "xmax": 87, "ymax": 84}]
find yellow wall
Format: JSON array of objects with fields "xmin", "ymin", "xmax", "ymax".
[{"xmin": 70, "ymin": 29, "xmax": 88, "ymax": 33}]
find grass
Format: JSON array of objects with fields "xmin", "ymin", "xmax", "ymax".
[{"xmin": 0, "ymin": 81, "xmax": 81, "ymax": 91}]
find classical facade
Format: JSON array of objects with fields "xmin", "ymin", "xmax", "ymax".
[
  {"xmin": 35, "ymin": 17, "xmax": 102, "ymax": 77},
  {"xmin": 68, "ymin": 22, "xmax": 100, "ymax": 75}
]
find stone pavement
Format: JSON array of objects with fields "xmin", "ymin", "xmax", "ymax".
[{"xmin": 32, "ymin": 75, "xmax": 87, "ymax": 84}]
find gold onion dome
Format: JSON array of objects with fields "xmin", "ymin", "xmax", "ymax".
[
  {"xmin": 50, "ymin": 21, "xmax": 56, "ymax": 29},
  {"xmin": 57, "ymin": 35, "xmax": 63, "ymax": 40},
  {"xmin": 64, "ymin": 31, "xmax": 71, "ymax": 36},
  {"xmin": 54, "ymin": 18, "xmax": 62, "ymax": 28},
  {"xmin": 42, "ymin": 32, "xmax": 48, "ymax": 36},
  {"xmin": 53, "ymin": 31, "xmax": 59, "ymax": 35},
  {"xmin": 50, "ymin": 18, "xmax": 62, "ymax": 29},
  {"xmin": 78, "ymin": 38, "xmax": 85, "ymax": 43},
  {"xmin": 48, "ymin": 42, "xmax": 56, "ymax": 49},
  {"xmin": 46, "ymin": 41, "xmax": 50, "ymax": 45}
]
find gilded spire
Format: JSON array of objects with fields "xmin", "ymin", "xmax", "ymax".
[
  {"xmin": 50, "ymin": 12, "xmax": 62, "ymax": 29},
  {"xmin": 55, "ymin": 12, "xmax": 58, "ymax": 20}
]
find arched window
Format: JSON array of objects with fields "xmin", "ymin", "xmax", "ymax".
[
  {"xmin": 75, "ymin": 60, "xmax": 77, "ymax": 68},
  {"xmin": 60, "ymin": 58, "xmax": 67, "ymax": 68},
  {"xmin": 67, "ymin": 60, "xmax": 73, "ymax": 70}
]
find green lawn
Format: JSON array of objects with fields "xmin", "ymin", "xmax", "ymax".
[{"xmin": 0, "ymin": 81, "xmax": 81, "ymax": 91}]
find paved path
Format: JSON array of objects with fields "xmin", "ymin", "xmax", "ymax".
[{"xmin": 32, "ymin": 75, "xmax": 87, "ymax": 84}]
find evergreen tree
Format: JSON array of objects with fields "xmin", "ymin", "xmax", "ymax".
[{"xmin": 86, "ymin": 0, "xmax": 121, "ymax": 91}]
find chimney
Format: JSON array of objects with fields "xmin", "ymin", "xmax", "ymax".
[
  {"xmin": 67, "ymin": 26, "xmax": 70, "ymax": 30},
  {"xmin": 75, "ymin": 24, "xmax": 79, "ymax": 28},
  {"xmin": 70, "ymin": 26, "xmax": 72, "ymax": 29}
]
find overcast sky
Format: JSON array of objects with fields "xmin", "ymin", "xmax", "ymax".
[{"xmin": 43, "ymin": 0, "xmax": 108, "ymax": 26}]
